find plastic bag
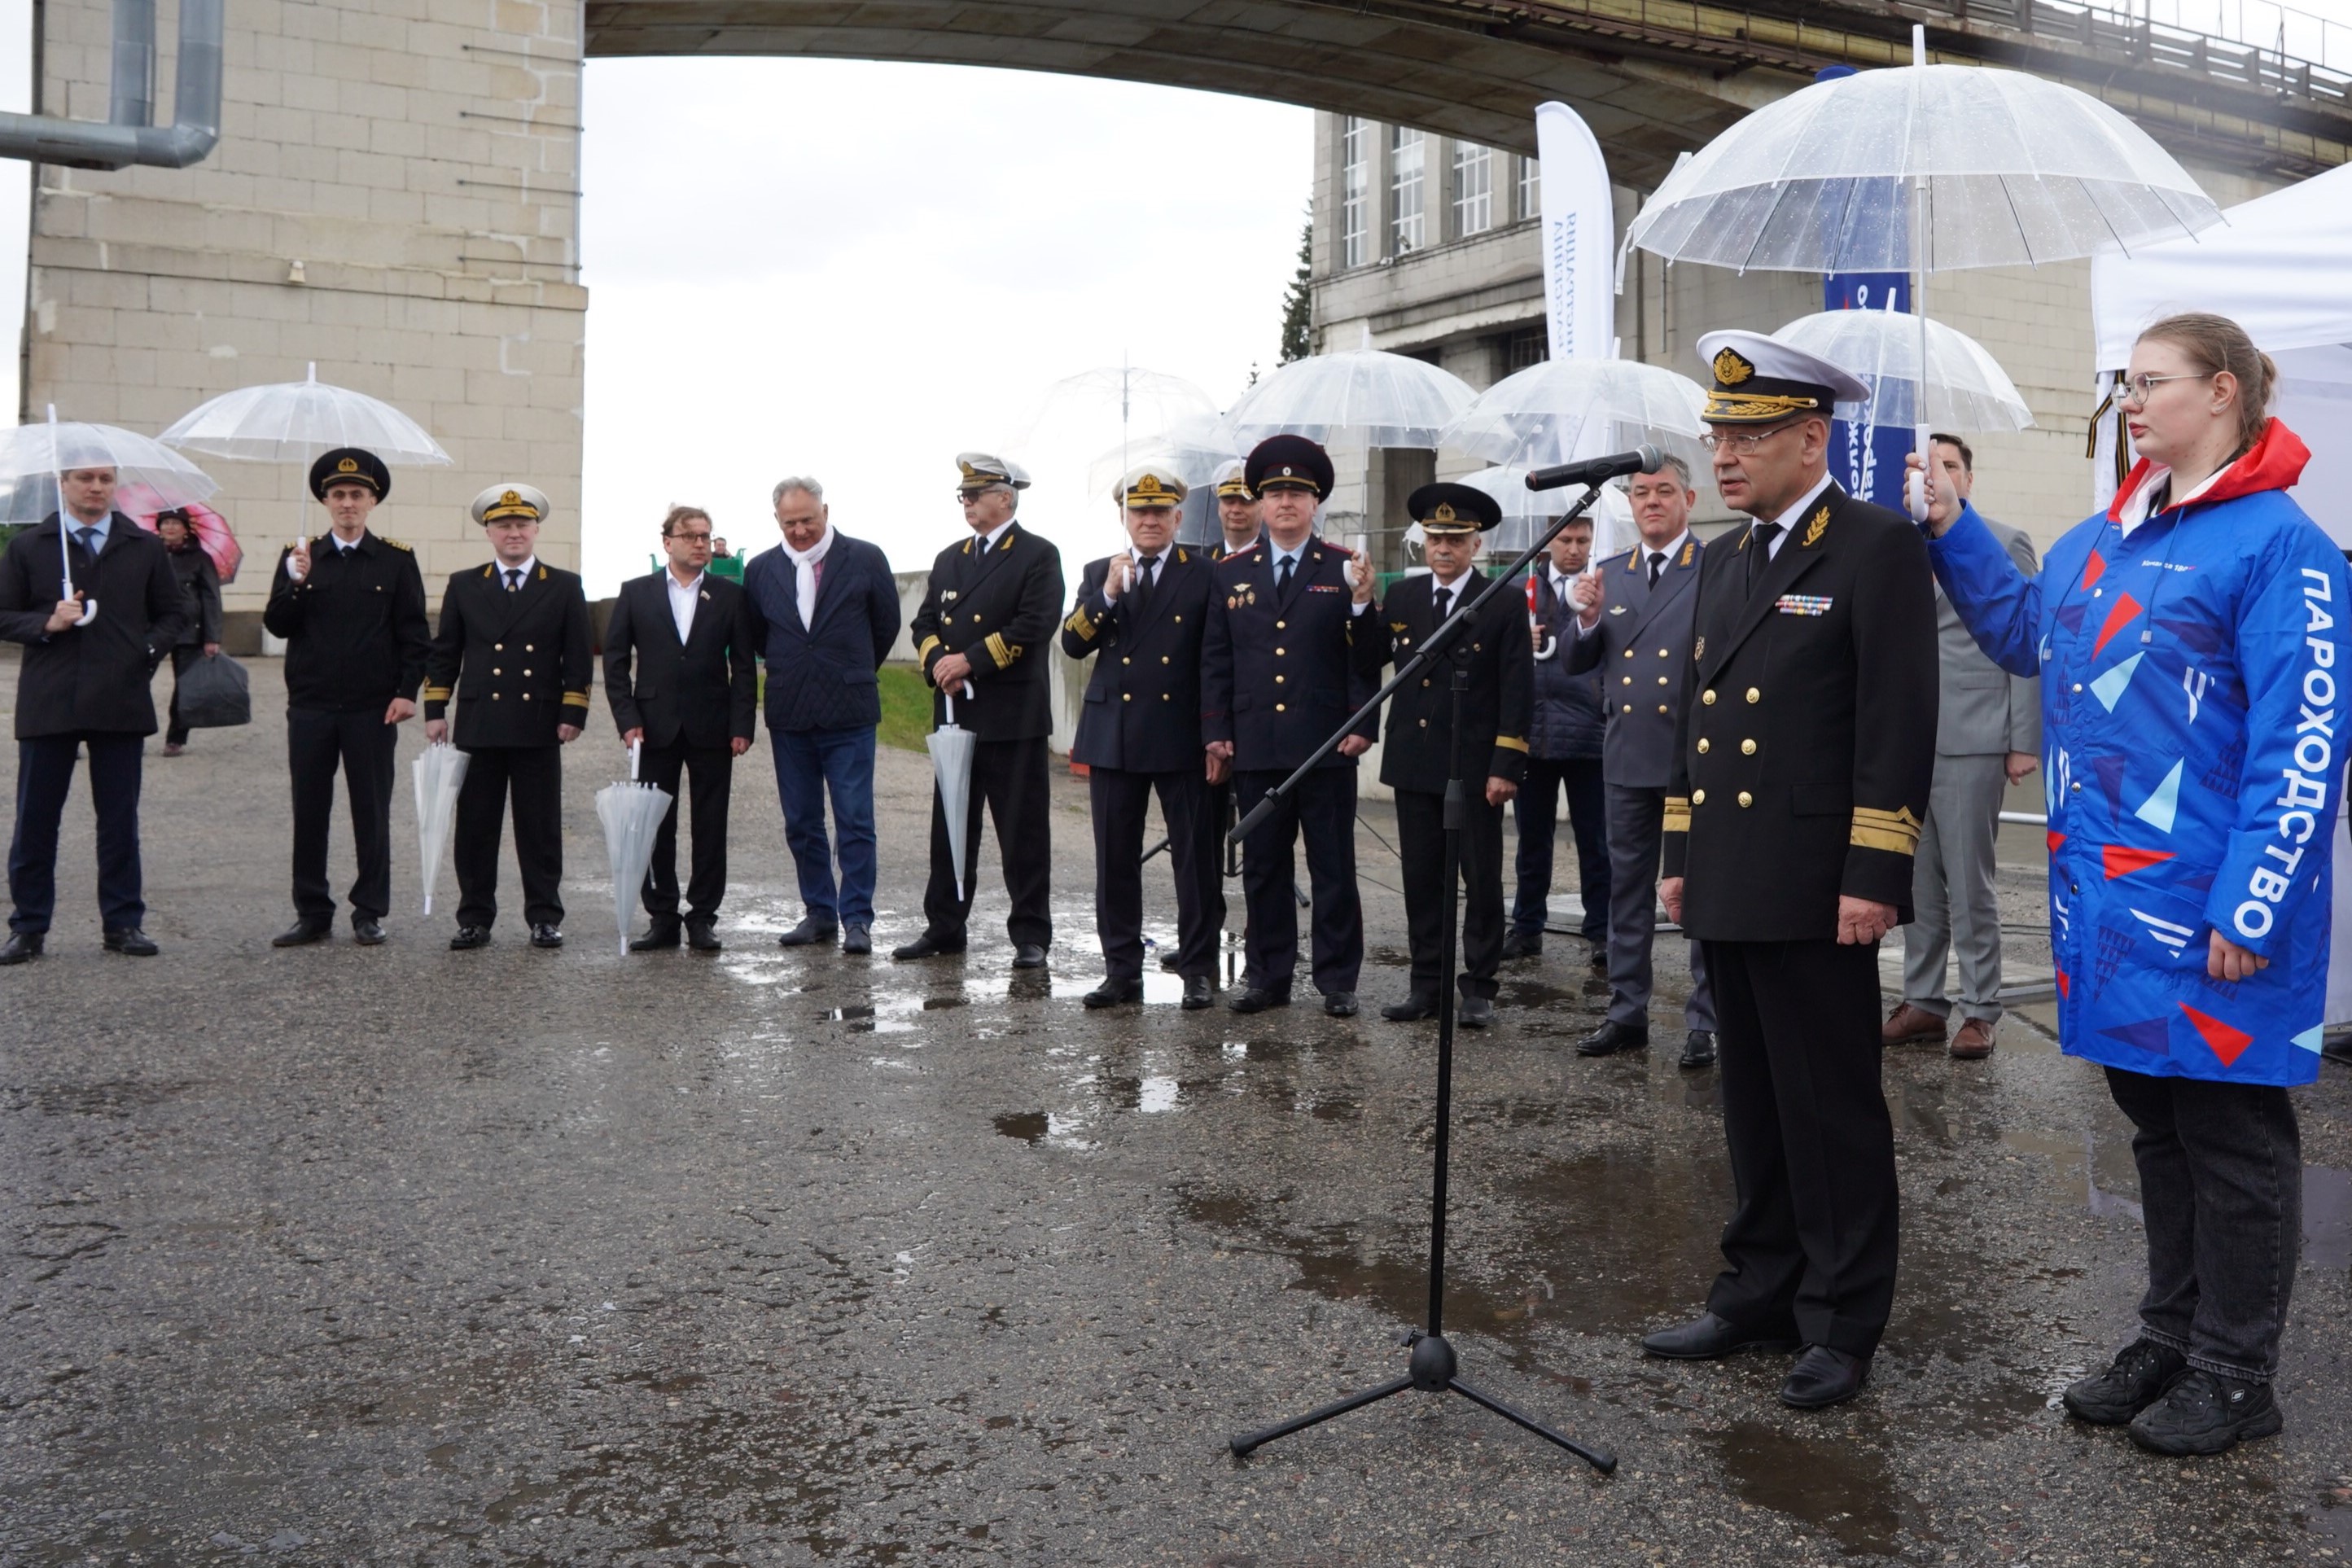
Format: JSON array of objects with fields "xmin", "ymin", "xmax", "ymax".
[{"xmin": 174, "ymin": 651, "xmax": 251, "ymax": 729}]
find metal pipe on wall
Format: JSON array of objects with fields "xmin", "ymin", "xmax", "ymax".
[{"xmin": 0, "ymin": 0, "xmax": 221, "ymax": 169}]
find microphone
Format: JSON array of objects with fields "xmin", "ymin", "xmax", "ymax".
[{"xmin": 1524, "ymin": 445, "xmax": 1663, "ymax": 492}]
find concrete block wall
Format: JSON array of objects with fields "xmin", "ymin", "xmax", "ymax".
[{"xmin": 22, "ymin": 0, "xmax": 587, "ymax": 611}]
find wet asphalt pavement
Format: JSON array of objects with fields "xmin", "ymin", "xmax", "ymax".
[{"xmin": 3, "ymin": 655, "xmax": 2350, "ymax": 1566}]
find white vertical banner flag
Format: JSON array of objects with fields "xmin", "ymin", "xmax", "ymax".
[{"xmin": 1535, "ymin": 100, "xmax": 1632, "ymax": 559}]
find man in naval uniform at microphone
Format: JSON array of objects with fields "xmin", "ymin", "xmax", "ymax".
[{"xmin": 1640, "ymin": 331, "xmax": 1937, "ymax": 1413}]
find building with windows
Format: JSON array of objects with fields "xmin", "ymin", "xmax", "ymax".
[{"xmin": 1303, "ymin": 108, "xmax": 2288, "ymax": 571}]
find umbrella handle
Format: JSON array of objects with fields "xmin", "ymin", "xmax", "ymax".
[
  {"xmin": 942, "ymin": 692, "xmax": 953, "ymax": 727},
  {"xmin": 629, "ymin": 738, "xmax": 642, "ymax": 782}
]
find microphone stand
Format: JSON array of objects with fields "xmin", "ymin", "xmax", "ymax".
[{"xmin": 1224, "ymin": 480, "xmax": 1618, "ymax": 1473}]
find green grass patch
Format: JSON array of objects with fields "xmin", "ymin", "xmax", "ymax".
[{"xmin": 878, "ymin": 664, "xmax": 935, "ymax": 752}]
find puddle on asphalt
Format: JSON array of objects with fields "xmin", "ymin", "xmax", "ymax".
[
  {"xmin": 992, "ymin": 1111, "xmax": 1048, "ymax": 1143},
  {"xmin": 1704, "ymin": 1419, "xmax": 1927, "ymax": 1558},
  {"xmin": 2306, "ymin": 1166, "xmax": 2352, "ymax": 1277},
  {"xmin": 1997, "ymin": 1127, "xmax": 2144, "ymax": 1222}
]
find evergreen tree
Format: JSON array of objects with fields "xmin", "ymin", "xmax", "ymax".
[{"xmin": 1277, "ymin": 217, "xmax": 1312, "ymax": 364}]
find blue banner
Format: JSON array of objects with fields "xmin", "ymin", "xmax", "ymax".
[{"xmin": 1824, "ymin": 270, "xmax": 1912, "ymax": 508}]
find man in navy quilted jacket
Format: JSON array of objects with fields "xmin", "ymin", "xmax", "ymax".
[{"xmin": 742, "ymin": 477, "xmax": 902, "ymax": 955}]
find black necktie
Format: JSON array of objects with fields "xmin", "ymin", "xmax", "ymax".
[
  {"xmin": 1648, "ymin": 550, "xmax": 1667, "ymax": 588},
  {"xmin": 1277, "ymin": 555, "xmax": 1293, "ymax": 594},
  {"xmin": 75, "ymin": 527, "xmax": 99, "ymax": 558},
  {"xmin": 1132, "ymin": 554, "xmax": 1158, "ymax": 614},
  {"xmin": 1435, "ymin": 585, "xmax": 1456, "ymax": 623},
  {"xmin": 1747, "ymin": 523, "xmax": 1783, "ymax": 590},
  {"xmin": 504, "ymin": 568, "xmax": 523, "ymax": 593}
]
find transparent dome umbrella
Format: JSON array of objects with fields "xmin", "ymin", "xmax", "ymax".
[
  {"xmin": 1439, "ymin": 358, "xmax": 1708, "ymax": 473},
  {"xmin": 412, "ymin": 742, "xmax": 471, "ymax": 917},
  {"xmin": 1771, "ymin": 305, "xmax": 2034, "ymax": 434},
  {"xmin": 160, "ymin": 361, "xmax": 452, "ymax": 546},
  {"xmin": 1623, "ymin": 26, "xmax": 2222, "ymax": 509},
  {"xmin": 0, "ymin": 410, "xmax": 222, "ymax": 625},
  {"xmin": 1003, "ymin": 364, "xmax": 1220, "ymax": 576},
  {"xmin": 1084, "ymin": 411, "xmax": 1242, "ymax": 501},
  {"xmin": 1464, "ymin": 464, "xmax": 1638, "ymax": 562},
  {"xmin": 597, "ymin": 742, "xmax": 677, "ymax": 957},
  {"xmin": 1222, "ymin": 333, "xmax": 1475, "ymax": 451}
]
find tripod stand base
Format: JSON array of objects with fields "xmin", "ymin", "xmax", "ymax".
[{"xmin": 1228, "ymin": 1331, "xmax": 1616, "ymax": 1473}]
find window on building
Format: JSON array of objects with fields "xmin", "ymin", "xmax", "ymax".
[
  {"xmin": 1517, "ymin": 154, "xmax": 1540, "ymax": 223},
  {"xmin": 1452, "ymin": 143, "xmax": 1492, "ymax": 238},
  {"xmin": 1391, "ymin": 126, "xmax": 1425, "ymax": 256},
  {"xmin": 1493, "ymin": 326, "xmax": 1547, "ymax": 378},
  {"xmin": 1339, "ymin": 116, "xmax": 1371, "ymax": 269}
]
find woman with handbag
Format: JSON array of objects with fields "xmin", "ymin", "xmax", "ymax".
[{"xmin": 156, "ymin": 508, "xmax": 222, "ymax": 757}]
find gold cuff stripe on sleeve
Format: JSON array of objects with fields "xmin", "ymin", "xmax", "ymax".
[
  {"xmin": 987, "ymin": 632, "xmax": 1014, "ymax": 667},
  {"xmin": 563, "ymin": 690, "xmax": 591, "ymax": 706},
  {"xmin": 916, "ymin": 635, "xmax": 942, "ymax": 661},
  {"xmin": 1064, "ymin": 607, "xmax": 1097, "ymax": 638},
  {"xmin": 1851, "ymin": 805, "xmax": 1923, "ymax": 855},
  {"xmin": 421, "ymin": 685, "xmax": 452, "ymax": 702},
  {"xmin": 1662, "ymin": 794, "xmax": 1692, "ymax": 833},
  {"xmin": 1493, "ymin": 735, "xmax": 1529, "ymax": 753}
]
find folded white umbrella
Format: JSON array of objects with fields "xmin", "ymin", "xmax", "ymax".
[
  {"xmin": 412, "ymin": 742, "xmax": 470, "ymax": 917},
  {"xmin": 1439, "ymin": 359, "xmax": 1708, "ymax": 472},
  {"xmin": 1771, "ymin": 307, "xmax": 2034, "ymax": 433},
  {"xmin": 1223, "ymin": 333, "xmax": 1474, "ymax": 451},
  {"xmin": 160, "ymin": 362, "xmax": 451, "ymax": 465},
  {"xmin": 927, "ymin": 693, "xmax": 978, "ymax": 903},
  {"xmin": 597, "ymin": 741, "xmax": 675, "ymax": 957}
]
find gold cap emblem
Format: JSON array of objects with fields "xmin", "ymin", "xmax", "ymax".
[
  {"xmin": 1713, "ymin": 347, "xmax": 1754, "ymax": 387},
  {"xmin": 1432, "ymin": 502, "xmax": 1456, "ymax": 523},
  {"xmin": 337, "ymin": 458, "xmax": 358, "ymax": 474},
  {"xmin": 501, "ymin": 489, "xmax": 521, "ymax": 506}
]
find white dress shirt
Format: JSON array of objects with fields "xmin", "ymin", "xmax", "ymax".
[
  {"xmin": 1750, "ymin": 471, "xmax": 1837, "ymax": 559},
  {"xmin": 665, "ymin": 567, "xmax": 703, "ymax": 642},
  {"xmin": 1267, "ymin": 536, "xmax": 1370, "ymax": 616}
]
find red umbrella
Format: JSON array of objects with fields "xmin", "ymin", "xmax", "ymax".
[{"xmin": 120, "ymin": 484, "xmax": 243, "ymax": 585}]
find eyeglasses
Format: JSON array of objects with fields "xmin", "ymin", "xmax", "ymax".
[
  {"xmin": 2117, "ymin": 371, "xmax": 2214, "ymax": 407},
  {"xmin": 670, "ymin": 532, "xmax": 712, "ymax": 544},
  {"xmin": 1699, "ymin": 423, "xmax": 1801, "ymax": 455}
]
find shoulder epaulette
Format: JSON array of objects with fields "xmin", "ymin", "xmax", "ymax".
[{"xmin": 383, "ymin": 537, "xmax": 412, "ymax": 552}]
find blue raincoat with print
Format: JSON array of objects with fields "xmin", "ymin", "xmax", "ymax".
[{"xmin": 1928, "ymin": 420, "xmax": 2346, "ymax": 1088}]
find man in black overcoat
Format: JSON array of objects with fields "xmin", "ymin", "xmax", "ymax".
[
  {"xmin": 0, "ymin": 461, "xmax": 187, "ymax": 961},
  {"xmin": 1643, "ymin": 331, "xmax": 1938, "ymax": 1411},
  {"xmin": 894, "ymin": 453, "xmax": 1065, "ymax": 968},
  {"xmin": 1364, "ymin": 484, "xmax": 1533, "ymax": 1028},
  {"xmin": 1062, "ymin": 464, "xmax": 1221, "ymax": 1010}
]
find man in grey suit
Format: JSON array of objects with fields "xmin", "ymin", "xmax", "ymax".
[
  {"xmin": 1563, "ymin": 456, "xmax": 1719, "ymax": 1069},
  {"xmin": 1884, "ymin": 435, "xmax": 2039, "ymax": 1060}
]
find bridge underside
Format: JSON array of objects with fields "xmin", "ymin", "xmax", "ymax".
[{"xmin": 585, "ymin": 0, "xmax": 2352, "ymax": 188}]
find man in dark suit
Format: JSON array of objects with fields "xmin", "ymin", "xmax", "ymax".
[
  {"xmin": 1202, "ymin": 435, "xmax": 1379, "ymax": 1018},
  {"xmin": 895, "ymin": 453, "xmax": 1065, "ymax": 968},
  {"xmin": 603, "ymin": 504, "xmax": 757, "ymax": 952},
  {"xmin": 1644, "ymin": 331, "xmax": 1938, "ymax": 1412},
  {"xmin": 262, "ymin": 447, "xmax": 431, "ymax": 948},
  {"xmin": 0, "ymin": 461, "xmax": 188, "ymax": 962},
  {"xmin": 1062, "ymin": 464, "xmax": 1221, "ymax": 1010},
  {"xmin": 1207, "ymin": 460, "xmax": 1262, "ymax": 562},
  {"xmin": 1364, "ymin": 484, "xmax": 1532, "ymax": 1027},
  {"xmin": 423, "ymin": 484, "xmax": 594, "ymax": 950},
  {"xmin": 1507, "ymin": 514, "xmax": 1609, "ymax": 968},
  {"xmin": 742, "ymin": 477, "xmax": 901, "ymax": 955},
  {"xmin": 1565, "ymin": 456, "xmax": 1720, "ymax": 1067}
]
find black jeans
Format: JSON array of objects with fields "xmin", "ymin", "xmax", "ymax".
[
  {"xmin": 1510, "ymin": 754, "xmax": 1607, "ymax": 941},
  {"xmin": 2104, "ymin": 1067, "xmax": 2301, "ymax": 1382}
]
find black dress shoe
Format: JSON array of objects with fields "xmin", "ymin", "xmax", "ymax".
[
  {"xmin": 103, "ymin": 927, "xmax": 159, "ymax": 957},
  {"xmin": 1382, "ymin": 992, "xmax": 1440, "ymax": 1023},
  {"xmin": 272, "ymin": 918, "xmax": 332, "ymax": 948},
  {"xmin": 1083, "ymin": 979, "xmax": 1143, "ymax": 1009},
  {"xmin": 1499, "ymin": 930, "xmax": 1542, "ymax": 961},
  {"xmin": 1228, "ymin": 987, "xmax": 1290, "ymax": 1014},
  {"xmin": 1459, "ymin": 995, "xmax": 1496, "ymax": 1029},
  {"xmin": 685, "ymin": 921, "xmax": 722, "ymax": 952},
  {"xmin": 1159, "ymin": 949, "xmax": 1183, "ymax": 972},
  {"xmin": 1680, "ymin": 1029, "xmax": 1718, "ymax": 1069},
  {"xmin": 892, "ymin": 933, "xmax": 966, "ymax": 961},
  {"xmin": 1641, "ymin": 1311, "xmax": 1800, "ymax": 1361},
  {"xmin": 529, "ymin": 924, "xmax": 564, "ymax": 949},
  {"xmin": 450, "ymin": 926, "xmax": 492, "ymax": 950},
  {"xmin": 630, "ymin": 920, "xmax": 681, "ymax": 952},
  {"xmin": 1780, "ymin": 1345, "xmax": 1870, "ymax": 1409},
  {"xmin": 777, "ymin": 916, "xmax": 837, "ymax": 948},
  {"xmin": 1322, "ymin": 991, "xmax": 1358, "ymax": 1018},
  {"xmin": 1576, "ymin": 1020, "xmax": 1649, "ymax": 1057},
  {"xmin": 1011, "ymin": 944, "xmax": 1048, "ymax": 970},
  {"xmin": 2128, "ymin": 1368, "xmax": 2283, "ymax": 1456},
  {"xmin": 842, "ymin": 923, "xmax": 871, "ymax": 955},
  {"xmin": 1588, "ymin": 942, "xmax": 1610, "ymax": 970},
  {"xmin": 352, "ymin": 918, "xmax": 386, "ymax": 947},
  {"xmin": 2062, "ymin": 1339, "xmax": 2188, "ymax": 1426},
  {"xmin": 1181, "ymin": 975, "xmax": 1213, "ymax": 1010},
  {"xmin": 0, "ymin": 931, "xmax": 43, "ymax": 965}
]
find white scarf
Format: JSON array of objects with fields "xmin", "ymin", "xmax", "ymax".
[{"xmin": 780, "ymin": 524, "xmax": 834, "ymax": 626}]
